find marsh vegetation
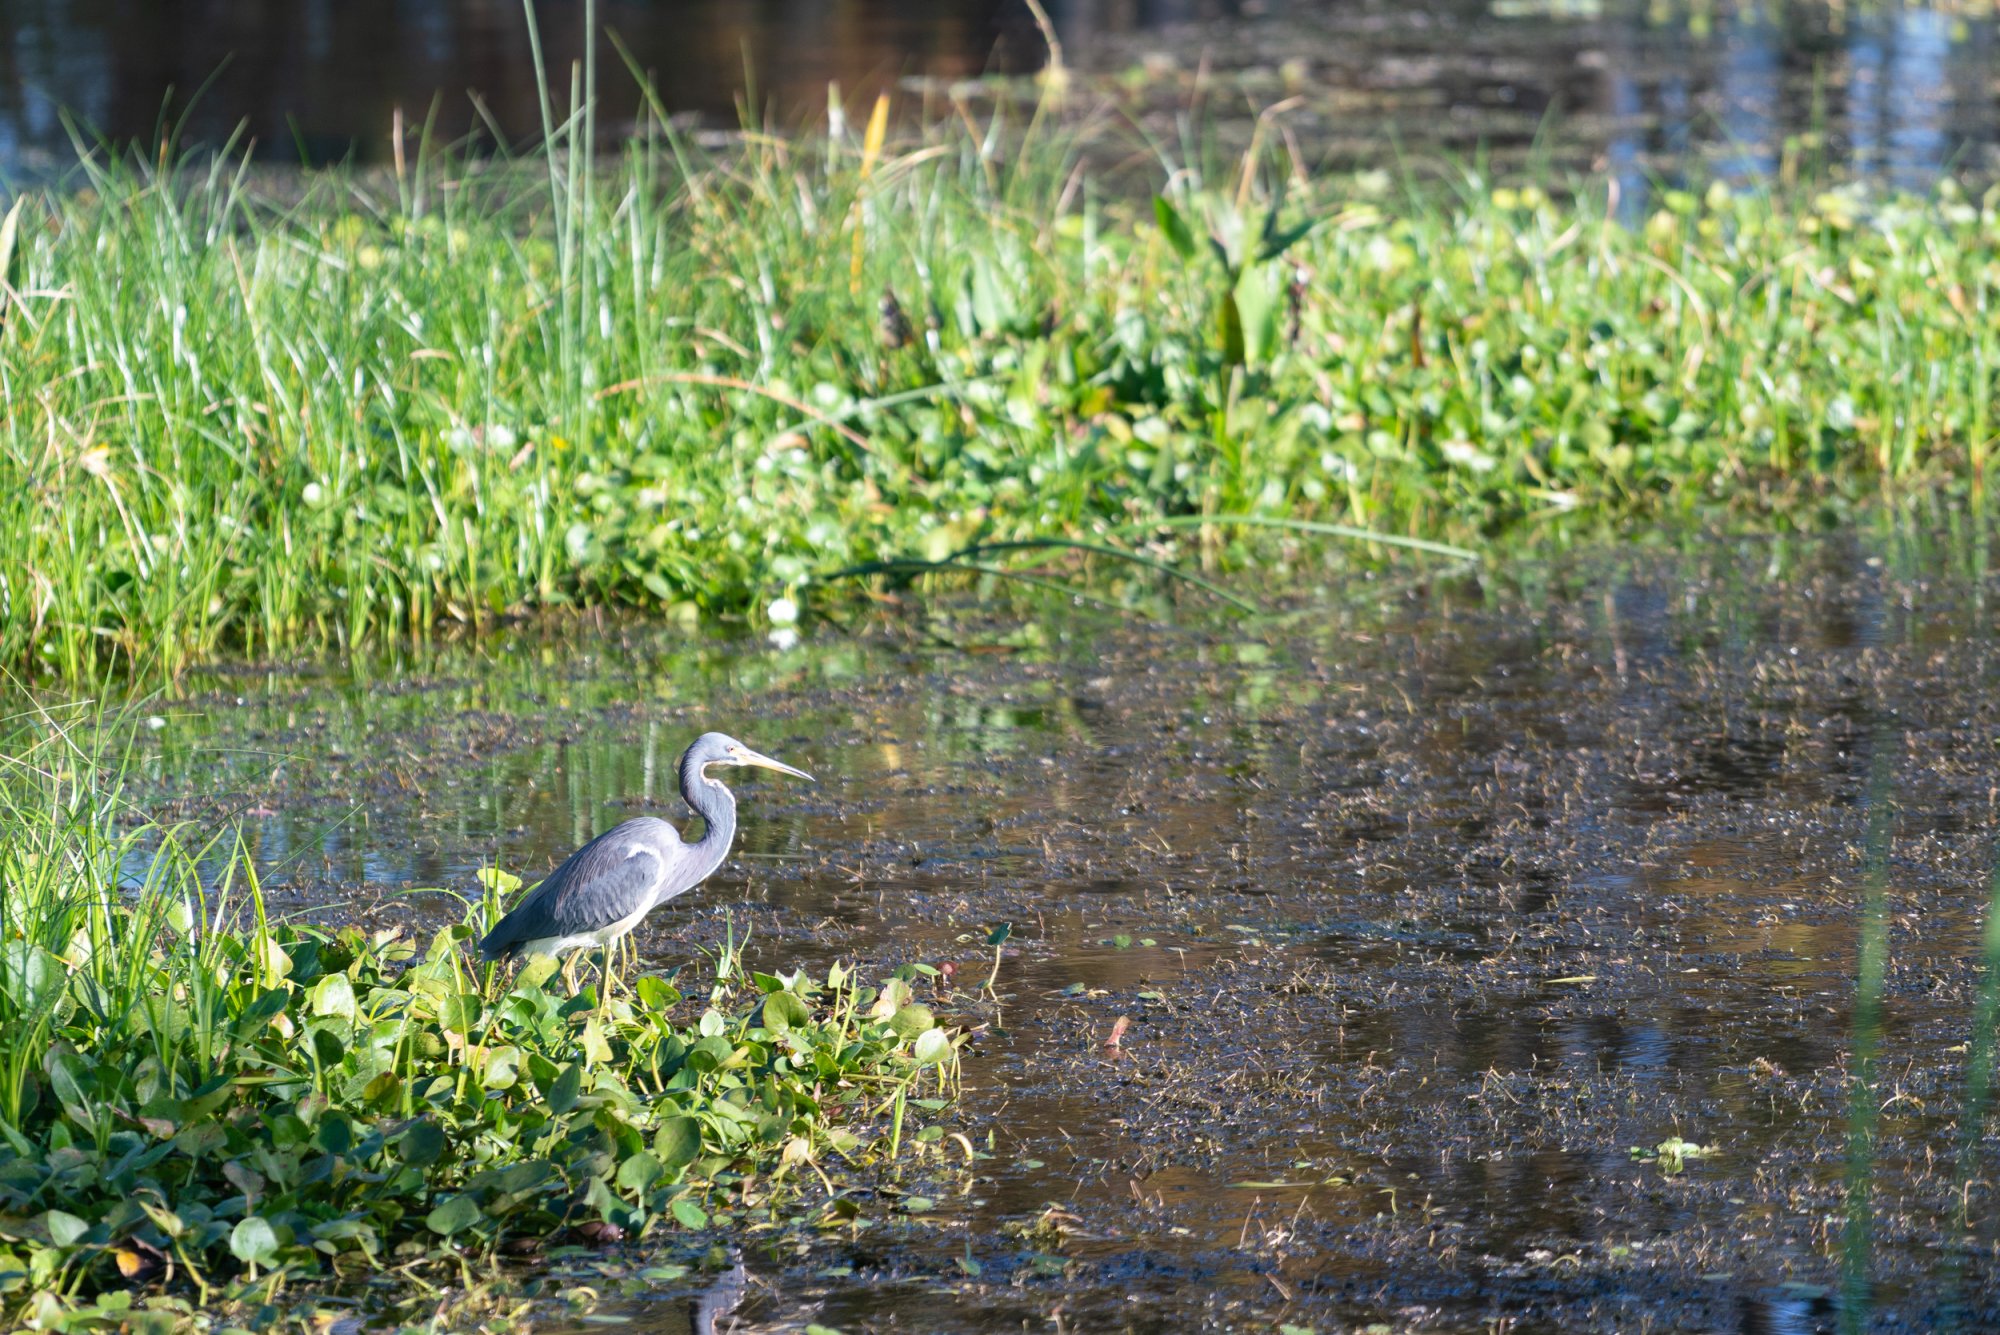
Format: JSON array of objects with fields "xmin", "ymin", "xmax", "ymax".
[
  {"xmin": 8, "ymin": 60, "xmax": 2000, "ymax": 680},
  {"xmin": 7, "ymin": 4, "xmax": 2000, "ymax": 1331},
  {"xmin": 0, "ymin": 710, "xmax": 961, "ymax": 1330}
]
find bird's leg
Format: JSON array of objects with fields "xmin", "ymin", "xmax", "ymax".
[
  {"xmin": 597, "ymin": 942, "xmax": 615, "ymax": 1018},
  {"xmin": 561, "ymin": 952, "xmax": 581, "ymax": 996}
]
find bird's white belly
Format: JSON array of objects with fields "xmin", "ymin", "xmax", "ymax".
[{"xmin": 518, "ymin": 898, "xmax": 655, "ymax": 957}]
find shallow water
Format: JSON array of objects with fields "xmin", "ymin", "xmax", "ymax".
[
  {"xmin": 122, "ymin": 528, "xmax": 2000, "ymax": 1330},
  {"xmin": 1, "ymin": 0, "xmax": 1996, "ymax": 191}
]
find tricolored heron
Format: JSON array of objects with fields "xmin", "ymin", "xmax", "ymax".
[{"xmin": 477, "ymin": 732, "xmax": 812, "ymax": 997}]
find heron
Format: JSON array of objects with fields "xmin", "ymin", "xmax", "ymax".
[{"xmin": 477, "ymin": 732, "xmax": 813, "ymax": 999}]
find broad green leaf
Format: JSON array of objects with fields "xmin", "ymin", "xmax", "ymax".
[
  {"xmin": 545, "ymin": 1061, "xmax": 583, "ymax": 1115},
  {"xmin": 228, "ymin": 1216, "xmax": 280, "ymax": 1265},
  {"xmin": 313, "ymin": 1111, "xmax": 355, "ymax": 1155},
  {"xmin": 515, "ymin": 955, "xmax": 560, "ymax": 992},
  {"xmin": 44, "ymin": 1211, "xmax": 89, "ymax": 1249},
  {"xmin": 655, "ymin": 1117, "xmax": 703, "ymax": 1170},
  {"xmin": 617, "ymin": 1151, "xmax": 663, "ymax": 1192},
  {"xmin": 254, "ymin": 936, "xmax": 292, "ymax": 982},
  {"xmin": 912, "ymin": 1027, "xmax": 952, "ymax": 1067},
  {"xmin": 670, "ymin": 1196, "xmax": 709, "ymax": 1230},
  {"xmin": 888, "ymin": 1003, "xmax": 935, "ymax": 1040},
  {"xmin": 309, "ymin": 972, "xmax": 356, "ymax": 1021},
  {"xmin": 233, "ymin": 988, "xmax": 289, "ymax": 1036},
  {"xmin": 0, "ymin": 943, "xmax": 64, "ymax": 1013},
  {"xmin": 761, "ymin": 991, "xmax": 810, "ymax": 1032},
  {"xmin": 183, "ymin": 1074, "xmax": 236, "ymax": 1118},
  {"xmin": 482, "ymin": 1044, "xmax": 521, "ymax": 1090},
  {"xmin": 426, "ymin": 1194, "xmax": 483, "ymax": 1235},
  {"xmin": 438, "ymin": 993, "xmax": 481, "ymax": 1035},
  {"xmin": 397, "ymin": 1120, "xmax": 447, "ymax": 1168}
]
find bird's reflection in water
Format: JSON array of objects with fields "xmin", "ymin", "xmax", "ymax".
[{"xmin": 648, "ymin": 1248, "xmax": 748, "ymax": 1335}]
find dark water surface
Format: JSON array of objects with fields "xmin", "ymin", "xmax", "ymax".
[
  {"xmin": 120, "ymin": 529, "xmax": 2000, "ymax": 1331},
  {"xmin": 1, "ymin": 0, "xmax": 1997, "ymax": 187}
]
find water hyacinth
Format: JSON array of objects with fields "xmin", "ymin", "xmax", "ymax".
[{"xmin": 0, "ymin": 715, "xmax": 961, "ymax": 1328}]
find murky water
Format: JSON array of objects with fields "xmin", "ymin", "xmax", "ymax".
[
  {"xmin": 0, "ymin": 0, "xmax": 1994, "ymax": 189},
  {"xmin": 117, "ymin": 528, "xmax": 2000, "ymax": 1330}
]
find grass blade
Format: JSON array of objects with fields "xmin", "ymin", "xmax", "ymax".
[{"xmin": 1132, "ymin": 514, "xmax": 1481, "ymax": 563}]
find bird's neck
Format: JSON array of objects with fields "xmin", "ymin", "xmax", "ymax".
[{"xmin": 685, "ymin": 771, "xmax": 738, "ymax": 874}]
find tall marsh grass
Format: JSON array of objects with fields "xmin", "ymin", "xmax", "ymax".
[{"xmin": 5, "ymin": 83, "xmax": 2000, "ymax": 677}]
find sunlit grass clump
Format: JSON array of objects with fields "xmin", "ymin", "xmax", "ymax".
[
  {"xmin": 0, "ymin": 713, "xmax": 959, "ymax": 1329},
  {"xmin": 5, "ymin": 82, "xmax": 2000, "ymax": 677}
]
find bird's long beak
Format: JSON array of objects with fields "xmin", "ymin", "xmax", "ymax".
[{"xmin": 734, "ymin": 747, "xmax": 815, "ymax": 782}]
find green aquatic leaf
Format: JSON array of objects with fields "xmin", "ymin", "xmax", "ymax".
[
  {"xmin": 911, "ymin": 1029, "xmax": 952, "ymax": 1067},
  {"xmin": 888, "ymin": 1004, "xmax": 935, "ymax": 1040},
  {"xmin": 233, "ymin": 988, "xmax": 289, "ymax": 1036},
  {"xmin": 438, "ymin": 993, "xmax": 481, "ymax": 1036},
  {"xmin": 617, "ymin": 1151, "xmax": 663, "ymax": 1192},
  {"xmin": 398, "ymin": 1120, "xmax": 447, "ymax": 1168},
  {"xmin": 0, "ymin": 944, "xmax": 63, "ymax": 1014},
  {"xmin": 656, "ymin": 1117, "xmax": 703, "ymax": 1170},
  {"xmin": 228, "ymin": 1216, "xmax": 279, "ymax": 1265},
  {"xmin": 635, "ymin": 975, "xmax": 678, "ymax": 1011},
  {"xmin": 761, "ymin": 991, "xmax": 811, "ymax": 1032},
  {"xmin": 43, "ymin": 1211, "xmax": 89, "ymax": 1249},
  {"xmin": 544, "ymin": 1061, "xmax": 583, "ymax": 1115},
  {"xmin": 515, "ymin": 955, "xmax": 560, "ymax": 992},
  {"xmin": 425, "ymin": 1194, "xmax": 482, "ymax": 1236},
  {"xmin": 309, "ymin": 972, "xmax": 357, "ymax": 1021},
  {"xmin": 482, "ymin": 1044, "xmax": 521, "ymax": 1090}
]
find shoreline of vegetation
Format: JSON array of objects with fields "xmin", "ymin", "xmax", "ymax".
[
  {"xmin": 0, "ymin": 708, "xmax": 962, "ymax": 1330},
  {"xmin": 5, "ymin": 90, "xmax": 1999, "ymax": 678}
]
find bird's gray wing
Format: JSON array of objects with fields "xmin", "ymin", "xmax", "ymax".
[{"xmin": 479, "ymin": 818, "xmax": 683, "ymax": 959}]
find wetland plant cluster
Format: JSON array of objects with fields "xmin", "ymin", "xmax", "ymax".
[
  {"xmin": 5, "ymin": 76, "xmax": 2000, "ymax": 678},
  {"xmin": 0, "ymin": 717, "xmax": 960, "ymax": 1330}
]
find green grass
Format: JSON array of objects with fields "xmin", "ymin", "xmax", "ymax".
[
  {"xmin": 5, "ymin": 84, "xmax": 2000, "ymax": 678},
  {"xmin": 0, "ymin": 706, "xmax": 960, "ymax": 1330}
]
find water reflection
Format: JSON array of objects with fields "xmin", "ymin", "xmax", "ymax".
[{"xmin": 0, "ymin": 0, "xmax": 1991, "ymax": 187}]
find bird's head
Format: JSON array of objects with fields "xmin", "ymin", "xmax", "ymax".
[{"xmin": 685, "ymin": 732, "xmax": 815, "ymax": 786}]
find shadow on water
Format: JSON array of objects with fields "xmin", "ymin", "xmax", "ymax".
[
  {"xmin": 84, "ymin": 527, "xmax": 2000, "ymax": 1330},
  {"xmin": 0, "ymin": 0, "xmax": 1996, "ymax": 193}
]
